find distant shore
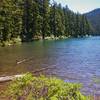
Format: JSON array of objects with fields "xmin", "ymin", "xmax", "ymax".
[{"xmin": 0, "ymin": 35, "xmax": 92, "ymax": 47}]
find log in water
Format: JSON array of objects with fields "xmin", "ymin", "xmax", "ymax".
[
  {"xmin": 0, "ymin": 67, "xmax": 55, "ymax": 83},
  {"xmin": 0, "ymin": 74, "xmax": 24, "ymax": 83},
  {"xmin": 16, "ymin": 57, "xmax": 33, "ymax": 65}
]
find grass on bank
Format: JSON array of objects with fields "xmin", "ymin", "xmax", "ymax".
[{"xmin": 1, "ymin": 73, "xmax": 89, "ymax": 100}]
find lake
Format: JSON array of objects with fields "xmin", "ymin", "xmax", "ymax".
[{"xmin": 0, "ymin": 36, "xmax": 100, "ymax": 95}]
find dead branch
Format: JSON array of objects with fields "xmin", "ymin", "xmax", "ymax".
[{"xmin": 0, "ymin": 66, "xmax": 56, "ymax": 83}]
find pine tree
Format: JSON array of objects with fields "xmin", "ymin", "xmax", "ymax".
[
  {"xmin": 0, "ymin": 0, "xmax": 93, "ymax": 44},
  {"xmin": 22, "ymin": 0, "xmax": 31, "ymax": 42},
  {"xmin": 0, "ymin": 0, "xmax": 23, "ymax": 42},
  {"xmin": 41, "ymin": 0, "xmax": 50, "ymax": 39},
  {"xmin": 74, "ymin": 13, "xmax": 81, "ymax": 37},
  {"xmin": 63, "ymin": 5, "xmax": 70, "ymax": 37},
  {"xmin": 84, "ymin": 16, "xmax": 91, "ymax": 35},
  {"xmin": 57, "ymin": 4, "xmax": 65, "ymax": 36},
  {"xmin": 49, "ymin": 1, "xmax": 57, "ymax": 37}
]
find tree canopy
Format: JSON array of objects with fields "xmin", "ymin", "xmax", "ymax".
[{"xmin": 0, "ymin": 0, "xmax": 92, "ymax": 43}]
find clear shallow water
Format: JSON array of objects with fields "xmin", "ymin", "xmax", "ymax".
[{"xmin": 0, "ymin": 37, "xmax": 100, "ymax": 94}]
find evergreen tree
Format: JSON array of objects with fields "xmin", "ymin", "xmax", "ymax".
[
  {"xmin": 41, "ymin": 0, "xmax": 50, "ymax": 39},
  {"xmin": 0, "ymin": 0, "xmax": 22, "ymax": 42},
  {"xmin": 74, "ymin": 13, "xmax": 81, "ymax": 37},
  {"xmin": 22, "ymin": 0, "xmax": 31, "ymax": 41},
  {"xmin": 57, "ymin": 4, "xmax": 65, "ymax": 36},
  {"xmin": 63, "ymin": 5, "xmax": 70, "ymax": 36},
  {"xmin": 0, "ymin": 0, "xmax": 92, "ymax": 44},
  {"xmin": 49, "ymin": 1, "xmax": 57, "ymax": 37}
]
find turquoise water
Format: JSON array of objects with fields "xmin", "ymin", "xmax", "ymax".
[{"xmin": 0, "ymin": 37, "xmax": 100, "ymax": 94}]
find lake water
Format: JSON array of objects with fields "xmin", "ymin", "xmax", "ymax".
[{"xmin": 0, "ymin": 36, "xmax": 100, "ymax": 95}]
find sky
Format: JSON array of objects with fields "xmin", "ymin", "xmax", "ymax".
[{"xmin": 52, "ymin": 0, "xmax": 100, "ymax": 14}]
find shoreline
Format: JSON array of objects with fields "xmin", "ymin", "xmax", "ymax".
[
  {"xmin": 0, "ymin": 73, "xmax": 100, "ymax": 100},
  {"xmin": 0, "ymin": 35, "xmax": 93, "ymax": 47}
]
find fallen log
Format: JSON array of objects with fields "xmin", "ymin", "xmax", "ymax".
[
  {"xmin": 31, "ymin": 67, "xmax": 55, "ymax": 73},
  {"xmin": 16, "ymin": 57, "xmax": 33, "ymax": 65},
  {"xmin": 0, "ymin": 74, "xmax": 25, "ymax": 83},
  {"xmin": 0, "ymin": 66, "xmax": 56, "ymax": 83}
]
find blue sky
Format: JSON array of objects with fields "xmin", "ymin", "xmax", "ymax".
[{"xmin": 52, "ymin": 0, "xmax": 100, "ymax": 13}]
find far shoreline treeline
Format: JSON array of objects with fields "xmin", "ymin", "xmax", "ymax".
[{"xmin": 0, "ymin": 0, "xmax": 93, "ymax": 46}]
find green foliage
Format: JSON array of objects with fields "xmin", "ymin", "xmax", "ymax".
[
  {"xmin": 3, "ymin": 73, "xmax": 89, "ymax": 100},
  {"xmin": 0, "ymin": 0, "xmax": 92, "ymax": 44},
  {"xmin": 0, "ymin": 0, "xmax": 23, "ymax": 41},
  {"xmin": 0, "ymin": 37, "xmax": 21, "ymax": 46}
]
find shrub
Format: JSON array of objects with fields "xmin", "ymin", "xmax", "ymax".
[{"xmin": 3, "ymin": 73, "xmax": 89, "ymax": 100}]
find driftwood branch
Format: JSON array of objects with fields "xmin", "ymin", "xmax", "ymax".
[
  {"xmin": 16, "ymin": 57, "xmax": 33, "ymax": 65},
  {"xmin": 0, "ymin": 75, "xmax": 25, "ymax": 83},
  {"xmin": 0, "ymin": 67, "xmax": 56, "ymax": 83},
  {"xmin": 31, "ymin": 67, "xmax": 55, "ymax": 73}
]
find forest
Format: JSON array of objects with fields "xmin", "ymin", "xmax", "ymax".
[
  {"xmin": 0, "ymin": 0, "xmax": 92, "ymax": 44},
  {"xmin": 0, "ymin": 1, "xmax": 100, "ymax": 99}
]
